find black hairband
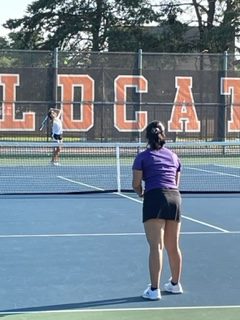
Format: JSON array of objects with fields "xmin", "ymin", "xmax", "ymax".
[{"xmin": 151, "ymin": 127, "xmax": 162, "ymax": 135}]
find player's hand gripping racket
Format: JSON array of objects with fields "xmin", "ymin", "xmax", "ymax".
[{"xmin": 39, "ymin": 115, "xmax": 48, "ymax": 131}]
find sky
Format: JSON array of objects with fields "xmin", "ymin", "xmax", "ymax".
[{"xmin": 0, "ymin": 0, "xmax": 32, "ymax": 37}]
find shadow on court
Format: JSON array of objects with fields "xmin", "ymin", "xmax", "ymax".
[{"xmin": 0, "ymin": 293, "xmax": 178, "ymax": 313}]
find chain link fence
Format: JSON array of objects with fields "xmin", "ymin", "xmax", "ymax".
[{"xmin": 0, "ymin": 49, "xmax": 240, "ymax": 142}]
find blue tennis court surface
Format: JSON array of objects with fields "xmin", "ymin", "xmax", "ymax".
[{"xmin": 0, "ymin": 192, "xmax": 239, "ymax": 313}]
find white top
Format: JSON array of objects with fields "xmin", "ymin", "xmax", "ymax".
[{"xmin": 52, "ymin": 118, "xmax": 63, "ymax": 135}]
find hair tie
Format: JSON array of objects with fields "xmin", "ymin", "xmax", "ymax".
[{"xmin": 151, "ymin": 127, "xmax": 161, "ymax": 135}]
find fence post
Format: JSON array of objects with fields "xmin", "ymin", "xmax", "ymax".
[
  {"xmin": 53, "ymin": 47, "xmax": 59, "ymax": 107},
  {"xmin": 138, "ymin": 48, "xmax": 143, "ymax": 143},
  {"xmin": 222, "ymin": 50, "xmax": 229, "ymax": 141}
]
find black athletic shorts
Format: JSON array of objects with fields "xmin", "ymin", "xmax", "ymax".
[
  {"xmin": 53, "ymin": 134, "xmax": 63, "ymax": 141},
  {"xmin": 142, "ymin": 188, "xmax": 181, "ymax": 223}
]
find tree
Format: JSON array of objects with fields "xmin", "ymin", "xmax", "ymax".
[
  {"xmin": 190, "ymin": 0, "xmax": 239, "ymax": 52},
  {"xmin": 0, "ymin": 37, "xmax": 11, "ymax": 49},
  {"xmin": 108, "ymin": 2, "xmax": 192, "ymax": 52},
  {"xmin": 100, "ymin": 0, "xmax": 240, "ymax": 53},
  {"xmin": 2, "ymin": 0, "xmax": 240, "ymax": 53},
  {"xmin": 3, "ymin": 0, "xmax": 160, "ymax": 51}
]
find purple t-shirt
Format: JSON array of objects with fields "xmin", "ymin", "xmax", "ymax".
[{"xmin": 132, "ymin": 146, "xmax": 181, "ymax": 192}]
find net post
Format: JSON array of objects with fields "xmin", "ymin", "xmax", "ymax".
[{"xmin": 116, "ymin": 145, "xmax": 121, "ymax": 193}]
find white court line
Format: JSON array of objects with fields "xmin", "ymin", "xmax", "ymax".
[
  {"xmin": 181, "ymin": 216, "xmax": 229, "ymax": 233},
  {"xmin": 57, "ymin": 176, "xmax": 104, "ymax": 191},
  {"xmin": 186, "ymin": 166, "xmax": 240, "ymax": 178},
  {"xmin": 116, "ymin": 192, "xmax": 230, "ymax": 233},
  {"xmin": 0, "ymin": 233, "xmax": 143, "ymax": 238},
  {"xmin": 0, "ymin": 231, "xmax": 240, "ymax": 239},
  {"xmin": 214, "ymin": 164, "xmax": 240, "ymax": 169},
  {"xmin": 1, "ymin": 175, "xmax": 34, "ymax": 178},
  {"xmin": 0, "ymin": 304, "xmax": 239, "ymax": 315}
]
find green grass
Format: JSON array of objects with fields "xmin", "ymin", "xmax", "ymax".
[
  {"xmin": 1, "ymin": 307, "xmax": 240, "ymax": 320},
  {"xmin": 0, "ymin": 155, "xmax": 239, "ymax": 167}
]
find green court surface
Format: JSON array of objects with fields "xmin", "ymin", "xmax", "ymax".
[{"xmin": 2, "ymin": 307, "xmax": 240, "ymax": 320}]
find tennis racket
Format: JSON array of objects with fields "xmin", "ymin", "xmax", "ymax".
[{"xmin": 39, "ymin": 115, "xmax": 48, "ymax": 131}]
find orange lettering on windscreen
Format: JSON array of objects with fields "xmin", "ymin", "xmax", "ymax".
[
  {"xmin": 0, "ymin": 74, "xmax": 34, "ymax": 131},
  {"xmin": 114, "ymin": 75, "xmax": 148, "ymax": 131},
  {"xmin": 58, "ymin": 74, "xmax": 94, "ymax": 131},
  {"xmin": 168, "ymin": 77, "xmax": 200, "ymax": 132}
]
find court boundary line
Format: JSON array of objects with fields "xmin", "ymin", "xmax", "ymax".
[
  {"xmin": 214, "ymin": 164, "xmax": 240, "ymax": 169},
  {"xmin": 181, "ymin": 216, "xmax": 229, "ymax": 232},
  {"xmin": 0, "ymin": 304, "xmax": 240, "ymax": 315},
  {"xmin": 58, "ymin": 176, "xmax": 104, "ymax": 191},
  {"xmin": 0, "ymin": 230, "xmax": 240, "ymax": 239},
  {"xmin": 185, "ymin": 166, "xmax": 240, "ymax": 178}
]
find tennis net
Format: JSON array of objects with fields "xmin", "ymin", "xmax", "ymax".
[{"xmin": 0, "ymin": 141, "xmax": 239, "ymax": 195}]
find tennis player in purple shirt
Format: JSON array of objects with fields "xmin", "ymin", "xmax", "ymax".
[{"xmin": 132, "ymin": 120, "xmax": 183, "ymax": 300}]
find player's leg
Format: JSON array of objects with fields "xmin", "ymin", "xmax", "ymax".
[
  {"xmin": 51, "ymin": 138, "xmax": 62, "ymax": 164},
  {"xmin": 51, "ymin": 147, "xmax": 57, "ymax": 163},
  {"xmin": 54, "ymin": 146, "xmax": 61, "ymax": 162},
  {"xmin": 164, "ymin": 220, "xmax": 183, "ymax": 293},
  {"xmin": 144, "ymin": 218, "xmax": 165, "ymax": 288}
]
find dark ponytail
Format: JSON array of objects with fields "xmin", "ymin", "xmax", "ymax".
[{"xmin": 146, "ymin": 121, "xmax": 166, "ymax": 150}]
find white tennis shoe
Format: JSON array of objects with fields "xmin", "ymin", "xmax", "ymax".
[
  {"xmin": 50, "ymin": 161, "xmax": 60, "ymax": 166},
  {"xmin": 164, "ymin": 280, "xmax": 183, "ymax": 294},
  {"xmin": 142, "ymin": 285, "xmax": 161, "ymax": 300}
]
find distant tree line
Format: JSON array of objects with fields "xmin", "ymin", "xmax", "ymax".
[{"xmin": 0, "ymin": 0, "xmax": 239, "ymax": 53}]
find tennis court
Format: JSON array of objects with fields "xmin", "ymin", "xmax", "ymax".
[{"xmin": 0, "ymin": 141, "xmax": 240, "ymax": 319}]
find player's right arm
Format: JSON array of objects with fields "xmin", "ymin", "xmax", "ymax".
[{"xmin": 132, "ymin": 169, "xmax": 144, "ymax": 197}]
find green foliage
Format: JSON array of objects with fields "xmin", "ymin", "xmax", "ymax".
[
  {"xmin": 1, "ymin": 0, "xmax": 239, "ymax": 53},
  {"xmin": 0, "ymin": 37, "xmax": 11, "ymax": 49},
  {"xmin": 3, "ymin": 0, "xmax": 160, "ymax": 51},
  {"xmin": 0, "ymin": 55, "xmax": 16, "ymax": 67}
]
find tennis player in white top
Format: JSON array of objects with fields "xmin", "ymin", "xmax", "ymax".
[{"xmin": 48, "ymin": 108, "xmax": 63, "ymax": 165}]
